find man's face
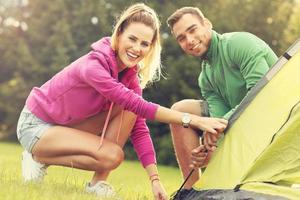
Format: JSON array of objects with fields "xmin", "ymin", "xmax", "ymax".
[{"xmin": 172, "ymin": 13, "xmax": 212, "ymax": 57}]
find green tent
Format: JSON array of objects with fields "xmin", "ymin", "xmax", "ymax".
[{"xmin": 188, "ymin": 39, "xmax": 300, "ymax": 200}]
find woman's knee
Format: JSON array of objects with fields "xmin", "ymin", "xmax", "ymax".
[{"xmin": 95, "ymin": 144, "xmax": 124, "ymax": 170}]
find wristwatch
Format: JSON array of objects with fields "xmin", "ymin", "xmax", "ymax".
[{"xmin": 182, "ymin": 113, "xmax": 191, "ymax": 128}]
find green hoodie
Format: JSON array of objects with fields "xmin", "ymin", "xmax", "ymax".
[{"xmin": 199, "ymin": 31, "xmax": 277, "ymax": 119}]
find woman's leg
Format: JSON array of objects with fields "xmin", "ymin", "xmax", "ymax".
[
  {"xmin": 32, "ymin": 105, "xmax": 137, "ymax": 185},
  {"xmin": 90, "ymin": 110, "xmax": 137, "ymax": 184},
  {"xmin": 32, "ymin": 126, "xmax": 124, "ymax": 172},
  {"xmin": 31, "ymin": 106, "xmax": 125, "ymax": 174}
]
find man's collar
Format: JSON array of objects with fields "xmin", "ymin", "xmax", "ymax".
[{"xmin": 201, "ymin": 30, "xmax": 218, "ymax": 61}]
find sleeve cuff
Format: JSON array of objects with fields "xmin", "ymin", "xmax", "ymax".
[{"xmin": 140, "ymin": 154, "xmax": 157, "ymax": 168}]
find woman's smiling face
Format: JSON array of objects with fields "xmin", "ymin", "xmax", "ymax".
[{"xmin": 116, "ymin": 22, "xmax": 154, "ymax": 71}]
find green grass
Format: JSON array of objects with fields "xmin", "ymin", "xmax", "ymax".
[{"xmin": 0, "ymin": 142, "xmax": 182, "ymax": 200}]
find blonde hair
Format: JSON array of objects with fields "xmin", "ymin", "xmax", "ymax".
[
  {"xmin": 111, "ymin": 3, "xmax": 162, "ymax": 89},
  {"xmin": 167, "ymin": 7, "xmax": 205, "ymax": 30}
]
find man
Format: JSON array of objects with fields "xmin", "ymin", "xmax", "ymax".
[{"xmin": 167, "ymin": 7, "xmax": 278, "ymax": 198}]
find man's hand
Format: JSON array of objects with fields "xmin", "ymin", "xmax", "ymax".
[
  {"xmin": 190, "ymin": 143, "xmax": 218, "ymax": 169},
  {"xmin": 203, "ymin": 131, "xmax": 219, "ymax": 151}
]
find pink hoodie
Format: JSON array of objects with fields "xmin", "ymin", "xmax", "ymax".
[{"xmin": 26, "ymin": 37, "xmax": 159, "ymax": 167}]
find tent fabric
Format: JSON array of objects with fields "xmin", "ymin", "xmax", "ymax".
[
  {"xmin": 182, "ymin": 189, "xmax": 288, "ymax": 200},
  {"xmin": 193, "ymin": 39, "xmax": 300, "ymax": 200}
]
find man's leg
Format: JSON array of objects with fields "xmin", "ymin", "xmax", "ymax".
[{"xmin": 170, "ymin": 99, "xmax": 207, "ymax": 189}]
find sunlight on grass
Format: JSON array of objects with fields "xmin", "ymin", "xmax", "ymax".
[{"xmin": 0, "ymin": 142, "xmax": 182, "ymax": 199}]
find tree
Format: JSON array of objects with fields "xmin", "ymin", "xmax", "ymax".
[{"xmin": 283, "ymin": 3, "xmax": 300, "ymax": 52}]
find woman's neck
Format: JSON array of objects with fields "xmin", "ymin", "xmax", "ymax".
[{"xmin": 116, "ymin": 54, "xmax": 127, "ymax": 72}]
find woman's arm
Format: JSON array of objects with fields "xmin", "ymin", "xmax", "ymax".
[
  {"xmin": 154, "ymin": 106, "xmax": 227, "ymax": 134},
  {"xmin": 82, "ymin": 55, "xmax": 227, "ymax": 133},
  {"xmin": 145, "ymin": 164, "xmax": 168, "ymax": 200},
  {"xmin": 130, "ymin": 119, "xmax": 167, "ymax": 200}
]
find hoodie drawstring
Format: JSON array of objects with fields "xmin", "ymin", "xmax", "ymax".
[{"xmin": 98, "ymin": 102, "xmax": 124, "ymax": 149}]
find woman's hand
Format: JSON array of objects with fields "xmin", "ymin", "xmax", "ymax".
[
  {"xmin": 151, "ymin": 180, "xmax": 168, "ymax": 200},
  {"xmin": 191, "ymin": 116, "xmax": 227, "ymax": 134},
  {"xmin": 145, "ymin": 165, "xmax": 168, "ymax": 200}
]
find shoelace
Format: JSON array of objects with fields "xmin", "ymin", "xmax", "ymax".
[
  {"xmin": 37, "ymin": 166, "xmax": 47, "ymax": 176},
  {"xmin": 90, "ymin": 181, "xmax": 123, "ymax": 200},
  {"xmin": 31, "ymin": 163, "xmax": 46, "ymax": 178},
  {"xmin": 94, "ymin": 182, "xmax": 116, "ymax": 195},
  {"xmin": 99, "ymin": 181, "xmax": 113, "ymax": 188}
]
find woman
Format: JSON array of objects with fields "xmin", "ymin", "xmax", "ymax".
[{"xmin": 17, "ymin": 3, "xmax": 227, "ymax": 199}]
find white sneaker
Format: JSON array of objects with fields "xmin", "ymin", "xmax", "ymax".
[
  {"xmin": 22, "ymin": 150, "xmax": 47, "ymax": 182},
  {"xmin": 85, "ymin": 181, "xmax": 121, "ymax": 199}
]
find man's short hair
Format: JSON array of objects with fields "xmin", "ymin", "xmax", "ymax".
[{"xmin": 167, "ymin": 7, "xmax": 205, "ymax": 30}]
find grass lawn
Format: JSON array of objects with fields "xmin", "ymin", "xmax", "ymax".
[{"xmin": 0, "ymin": 142, "xmax": 182, "ymax": 200}]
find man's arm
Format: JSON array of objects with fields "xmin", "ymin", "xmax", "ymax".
[
  {"xmin": 199, "ymin": 72, "xmax": 230, "ymax": 118},
  {"xmin": 223, "ymin": 33, "xmax": 278, "ymax": 119}
]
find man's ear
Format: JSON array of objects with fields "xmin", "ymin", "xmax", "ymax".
[{"xmin": 203, "ymin": 18, "xmax": 213, "ymax": 29}]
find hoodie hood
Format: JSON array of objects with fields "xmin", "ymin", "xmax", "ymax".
[
  {"xmin": 91, "ymin": 37, "xmax": 119, "ymax": 77},
  {"xmin": 91, "ymin": 37, "xmax": 138, "ymax": 79},
  {"xmin": 91, "ymin": 37, "xmax": 113, "ymax": 55}
]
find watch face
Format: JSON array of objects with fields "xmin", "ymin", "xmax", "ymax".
[
  {"xmin": 182, "ymin": 113, "xmax": 191, "ymax": 124},
  {"xmin": 182, "ymin": 115, "xmax": 190, "ymax": 123}
]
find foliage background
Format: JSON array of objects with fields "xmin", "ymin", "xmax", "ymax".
[{"xmin": 0, "ymin": 0, "xmax": 300, "ymax": 166}]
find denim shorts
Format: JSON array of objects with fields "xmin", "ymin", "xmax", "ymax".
[
  {"xmin": 200, "ymin": 100, "xmax": 210, "ymax": 117},
  {"xmin": 198, "ymin": 100, "xmax": 210, "ymax": 137},
  {"xmin": 16, "ymin": 106, "xmax": 53, "ymax": 153}
]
